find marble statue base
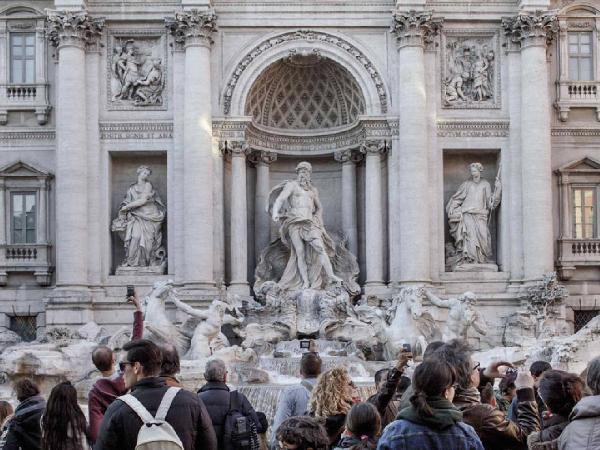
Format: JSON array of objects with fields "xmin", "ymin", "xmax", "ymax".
[
  {"xmin": 452, "ymin": 263, "xmax": 498, "ymax": 273},
  {"xmin": 115, "ymin": 264, "xmax": 166, "ymax": 276}
]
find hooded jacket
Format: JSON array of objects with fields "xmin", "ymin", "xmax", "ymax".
[
  {"xmin": 558, "ymin": 395, "xmax": 600, "ymax": 450},
  {"xmin": 0, "ymin": 395, "xmax": 45, "ymax": 450}
]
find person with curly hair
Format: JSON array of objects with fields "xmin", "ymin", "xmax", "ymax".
[
  {"xmin": 276, "ymin": 416, "xmax": 328, "ymax": 450},
  {"xmin": 310, "ymin": 366, "xmax": 354, "ymax": 447},
  {"xmin": 41, "ymin": 381, "xmax": 89, "ymax": 450}
]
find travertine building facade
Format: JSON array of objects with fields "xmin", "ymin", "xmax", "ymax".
[{"xmin": 0, "ymin": 0, "xmax": 599, "ymax": 346}]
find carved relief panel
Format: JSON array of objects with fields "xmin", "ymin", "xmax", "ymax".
[
  {"xmin": 106, "ymin": 30, "xmax": 167, "ymax": 110},
  {"xmin": 441, "ymin": 30, "xmax": 501, "ymax": 109}
]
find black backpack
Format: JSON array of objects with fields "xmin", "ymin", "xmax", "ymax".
[{"xmin": 222, "ymin": 391, "xmax": 260, "ymax": 450}]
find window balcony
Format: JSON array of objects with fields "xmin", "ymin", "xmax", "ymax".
[
  {"xmin": 0, "ymin": 243, "xmax": 52, "ymax": 286},
  {"xmin": 556, "ymin": 80, "xmax": 600, "ymax": 121},
  {"xmin": 0, "ymin": 83, "xmax": 51, "ymax": 125},
  {"xmin": 557, "ymin": 238, "xmax": 600, "ymax": 280}
]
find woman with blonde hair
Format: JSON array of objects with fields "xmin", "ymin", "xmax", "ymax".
[{"xmin": 310, "ymin": 366, "xmax": 354, "ymax": 447}]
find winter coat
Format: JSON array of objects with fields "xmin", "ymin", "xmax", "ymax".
[
  {"xmin": 377, "ymin": 397, "xmax": 483, "ymax": 450},
  {"xmin": 454, "ymin": 387, "xmax": 540, "ymax": 450},
  {"xmin": 88, "ymin": 310, "xmax": 143, "ymax": 443},
  {"xmin": 526, "ymin": 413, "xmax": 568, "ymax": 450},
  {"xmin": 558, "ymin": 395, "xmax": 600, "ymax": 450},
  {"xmin": 0, "ymin": 395, "xmax": 45, "ymax": 450},
  {"xmin": 94, "ymin": 377, "xmax": 217, "ymax": 450},
  {"xmin": 333, "ymin": 435, "xmax": 378, "ymax": 449},
  {"xmin": 198, "ymin": 381, "xmax": 265, "ymax": 450},
  {"xmin": 368, "ymin": 367, "xmax": 404, "ymax": 427}
]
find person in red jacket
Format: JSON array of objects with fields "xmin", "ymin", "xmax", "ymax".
[{"xmin": 87, "ymin": 290, "xmax": 144, "ymax": 444}]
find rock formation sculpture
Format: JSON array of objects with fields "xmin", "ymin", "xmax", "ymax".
[{"xmin": 424, "ymin": 289, "xmax": 487, "ymax": 341}]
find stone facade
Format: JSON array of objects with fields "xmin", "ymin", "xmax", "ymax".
[{"xmin": 0, "ymin": 0, "xmax": 599, "ymax": 347}]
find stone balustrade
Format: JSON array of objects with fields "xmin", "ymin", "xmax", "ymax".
[
  {"xmin": 0, "ymin": 243, "xmax": 52, "ymax": 286},
  {"xmin": 557, "ymin": 238, "xmax": 600, "ymax": 280},
  {"xmin": 0, "ymin": 83, "xmax": 50, "ymax": 125},
  {"xmin": 556, "ymin": 80, "xmax": 600, "ymax": 121}
]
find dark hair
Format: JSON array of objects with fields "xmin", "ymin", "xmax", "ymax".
[
  {"xmin": 410, "ymin": 359, "xmax": 456, "ymax": 418},
  {"xmin": 276, "ymin": 416, "xmax": 329, "ymax": 450},
  {"xmin": 530, "ymin": 361, "xmax": 552, "ymax": 378},
  {"xmin": 122, "ymin": 339, "xmax": 162, "ymax": 377},
  {"xmin": 14, "ymin": 378, "xmax": 40, "ymax": 402},
  {"xmin": 374, "ymin": 368, "xmax": 389, "ymax": 387},
  {"xmin": 587, "ymin": 356, "xmax": 600, "ymax": 395},
  {"xmin": 160, "ymin": 344, "xmax": 180, "ymax": 377},
  {"xmin": 538, "ymin": 370, "xmax": 585, "ymax": 417},
  {"xmin": 0, "ymin": 401, "xmax": 13, "ymax": 425},
  {"xmin": 344, "ymin": 402, "xmax": 381, "ymax": 450},
  {"xmin": 397, "ymin": 376, "xmax": 411, "ymax": 394},
  {"xmin": 423, "ymin": 341, "xmax": 445, "ymax": 360},
  {"xmin": 41, "ymin": 381, "xmax": 87, "ymax": 450},
  {"xmin": 433, "ymin": 339, "xmax": 472, "ymax": 389},
  {"xmin": 499, "ymin": 371, "xmax": 517, "ymax": 395},
  {"xmin": 92, "ymin": 346, "xmax": 113, "ymax": 372},
  {"xmin": 480, "ymin": 382, "xmax": 495, "ymax": 405},
  {"xmin": 300, "ymin": 352, "xmax": 322, "ymax": 378}
]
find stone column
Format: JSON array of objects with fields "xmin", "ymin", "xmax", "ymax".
[
  {"xmin": 391, "ymin": 10, "xmax": 442, "ymax": 285},
  {"xmin": 250, "ymin": 150, "xmax": 277, "ymax": 262},
  {"xmin": 0, "ymin": 179, "xmax": 5, "ymax": 245},
  {"xmin": 504, "ymin": 12, "xmax": 558, "ymax": 280},
  {"xmin": 46, "ymin": 11, "xmax": 104, "ymax": 288},
  {"xmin": 37, "ymin": 178, "xmax": 48, "ymax": 244},
  {"xmin": 166, "ymin": 10, "xmax": 217, "ymax": 287},
  {"xmin": 334, "ymin": 149, "xmax": 362, "ymax": 257},
  {"xmin": 361, "ymin": 140, "xmax": 387, "ymax": 291},
  {"xmin": 225, "ymin": 141, "xmax": 250, "ymax": 294}
]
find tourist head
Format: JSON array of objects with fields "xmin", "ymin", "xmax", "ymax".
[
  {"xmin": 373, "ymin": 368, "xmax": 389, "ymax": 391},
  {"xmin": 469, "ymin": 162, "xmax": 483, "ymax": 181},
  {"xmin": 310, "ymin": 366, "xmax": 353, "ymax": 417},
  {"xmin": 204, "ymin": 358, "xmax": 228, "ymax": 383},
  {"xmin": 397, "ymin": 376, "xmax": 411, "ymax": 396},
  {"xmin": 0, "ymin": 401, "xmax": 13, "ymax": 427},
  {"xmin": 92, "ymin": 345, "xmax": 115, "ymax": 373},
  {"xmin": 480, "ymin": 382, "xmax": 496, "ymax": 407},
  {"xmin": 300, "ymin": 352, "xmax": 322, "ymax": 379},
  {"xmin": 538, "ymin": 370, "xmax": 585, "ymax": 417},
  {"xmin": 530, "ymin": 360, "xmax": 552, "ymax": 387},
  {"xmin": 276, "ymin": 416, "xmax": 328, "ymax": 450},
  {"xmin": 423, "ymin": 341, "xmax": 444, "ymax": 360},
  {"xmin": 136, "ymin": 165, "xmax": 151, "ymax": 180},
  {"xmin": 434, "ymin": 339, "xmax": 478, "ymax": 390},
  {"xmin": 42, "ymin": 381, "xmax": 87, "ymax": 450},
  {"xmin": 586, "ymin": 356, "xmax": 600, "ymax": 395},
  {"xmin": 411, "ymin": 358, "xmax": 458, "ymax": 416},
  {"xmin": 14, "ymin": 378, "xmax": 40, "ymax": 402},
  {"xmin": 160, "ymin": 344, "xmax": 180, "ymax": 377},
  {"xmin": 120, "ymin": 339, "xmax": 162, "ymax": 388},
  {"xmin": 345, "ymin": 402, "xmax": 381, "ymax": 449}
]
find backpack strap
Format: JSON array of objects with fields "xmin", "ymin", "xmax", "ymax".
[
  {"xmin": 118, "ymin": 394, "xmax": 155, "ymax": 424},
  {"xmin": 229, "ymin": 390, "xmax": 241, "ymax": 413},
  {"xmin": 155, "ymin": 387, "xmax": 181, "ymax": 421}
]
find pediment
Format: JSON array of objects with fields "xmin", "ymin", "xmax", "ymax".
[
  {"xmin": 557, "ymin": 157, "xmax": 600, "ymax": 173},
  {"xmin": 0, "ymin": 160, "xmax": 51, "ymax": 178}
]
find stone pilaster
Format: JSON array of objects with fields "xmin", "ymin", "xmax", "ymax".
[
  {"xmin": 249, "ymin": 150, "xmax": 277, "ymax": 264},
  {"xmin": 503, "ymin": 11, "xmax": 558, "ymax": 281},
  {"xmin": 390, "ymin": 10, "xmax": 441, "ymax": 285},
  {"xmin": 334, "ymin": 149, "xmax": 362, "ymax": 258},
  {"xmin": 37, "ymin": 178, "xmax": 48, "ymax": 244},
  {"xmin": 166, "ymin": 10, "xmax": 217, "ymax": 287},
  {"xmin": 361, "ymin": 140, "xmax": 387, "ymax": 291},
  {"xmin": 0, "ymin": 179, "xmax": 5, "ymax": 245},
  {"xmin": 222, "ymin": 141, "xmax": 250, "ymax": 294},
  {"xmin": 46, "ymin": 10, "xmax": 104, "ymax": 288}
]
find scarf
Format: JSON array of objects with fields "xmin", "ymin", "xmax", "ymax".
[
  {"xmin": 453, "ymin": 386, "xmax": 481, "ymax": 409},
  {"xmin": 397, "ymin": 396, "xmax": 463, "ymax": 430}
]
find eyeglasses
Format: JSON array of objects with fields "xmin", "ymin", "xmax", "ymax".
[
  {"xmin": 118, "ymin": 361, "xmax": 134, "ymax": 372},
  {"xmin": 472, "ymin": 362, "xmax": 481, "ymax": 372}
]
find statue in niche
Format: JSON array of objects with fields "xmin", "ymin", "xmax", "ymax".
[
  {"xmin": 254, "ymin": 161, "xmax": 359, "ymax": 296},
  {"xmin": 110, "ymin": 39, "xmax": 165, "ymax": 106},
  {"xmin": 423, "ymin": 289, "xmax": 487, "ymax": 341},
  {"xmin": 444, "ymin": 39, "xmax": 496, "ymax": 106},
  {"xmin": 112, "ymin": 166, "xmax": 166, "ymax": 273},
  {"xmin": 446, "ymin": 162, "xmax": 501, "ymax": 270}
]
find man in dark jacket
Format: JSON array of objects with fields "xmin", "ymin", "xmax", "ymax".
[
  {"xmin": 199, "ymin": 358, "xmax": 266, "ymax": 449},
  {"xmin": 0, "ymin": 379, "xmax": 45, "ymax": 450},
  {"xmin": 95, "ymin": 339, "xmax": 217, "ymax": 450},
  {"xmin": 436, "ymin": 339, "xmax": 540, "ymax": 450},
  {"xmin": 88, "ymin": 291, "xmax": 144, "ymax": 444}
]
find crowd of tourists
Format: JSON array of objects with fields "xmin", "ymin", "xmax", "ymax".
[{"xmin": 0, "ymin": 294, "xmax": 598, "ymax": 450}]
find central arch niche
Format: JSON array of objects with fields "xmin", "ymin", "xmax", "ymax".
[{"xmin": 245, "ymin": 55, "xmax": 366, "ymax": 131}]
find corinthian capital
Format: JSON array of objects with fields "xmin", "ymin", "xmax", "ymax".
[
  {"xmin": 360, "ymin": 140, "xmax": 388, "ymax": 156},
  {"xmin": 165, "ymin": 9, "xmax": 217, "ymax": 47},
  {"xmin": 334, "ymin": 149, "xmax": 363, "ymax": 164},
  {"xmin": 502, "ymin": 11, "xmax": 558, "ymax": 49},
  {"xmin": 391, "ymin": 10, "xmax": 443, "ymax": 48},
  {"xmin": 45, "ymin": 10, "xmax": 105, "ymax": 49},
  {"xmin": 249, "ymin": 150, "xmax": 277, "ymax": 165},
  {"xmin": 219, "ymin": 140, "xmax": 249, "ymax": 158}
]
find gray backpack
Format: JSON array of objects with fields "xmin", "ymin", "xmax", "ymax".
[{"xmin": 118, "ymin": 387, "xmax": 184, "ymax": 450}]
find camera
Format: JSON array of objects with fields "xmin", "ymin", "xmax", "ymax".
[
  {"xmin": 402, "ymin": 343, "xmax": 412, "ymax": 353},
  {"xmin": 300, "ymin": 340, "xmax": 311, "ymax": 350},
  {"xmin": 126, "ymin": 285, "xmax": 135, "ymax": 301}
]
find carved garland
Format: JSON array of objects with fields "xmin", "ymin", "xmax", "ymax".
[{"xmin": 222, "ymin": 30, "xmax": 388, "ymax": 115}]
